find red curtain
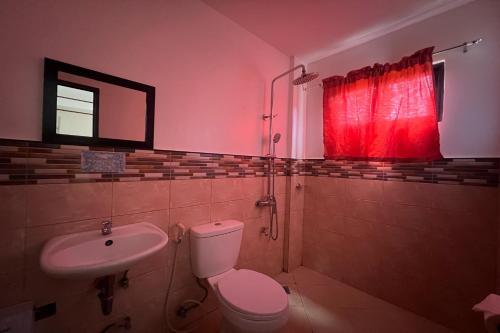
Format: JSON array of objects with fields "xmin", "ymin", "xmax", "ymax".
[{"xmin": 323, "ymin": 47, "xmax": 442, "ymax": 160}]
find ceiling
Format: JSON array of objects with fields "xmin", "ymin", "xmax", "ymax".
[{"xmin": 202, "ymin": 0, "xmax": 474, "ymax": 63}]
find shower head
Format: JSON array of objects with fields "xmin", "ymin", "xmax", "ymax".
[
  {"xmin": 273, "ymin": 133, "xmax": 281, "ymax": 143},
  {"xmin": 293, "ymin": 71, "xmax": 319, "ymax": 85}
]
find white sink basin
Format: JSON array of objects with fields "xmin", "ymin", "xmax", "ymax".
[{"xmin": 40, "ymin": 222, "xmax": 168, "ymax": 279}]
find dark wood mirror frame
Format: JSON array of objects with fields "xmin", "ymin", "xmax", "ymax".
[{"xmin": 42, "ymin": 58, "xmax": 155, "ymax": 149}]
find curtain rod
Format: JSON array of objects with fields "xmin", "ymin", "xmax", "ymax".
[
  {"xmin": 433, "ymin": 38, "xmax": 483, "ymax": 55},
  {"xmin": 314, "ymin": 38, "xmax": 483, "ymax": 89}
]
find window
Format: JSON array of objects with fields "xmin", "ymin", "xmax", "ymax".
[
  {"xmin": 322, "ymin": 47, "xmax": 442, "ymax": 159},
  {"xmin": 56, "ymin": 81, "xmax": 99, "ymax": 137},
  {"xmin": 432, "ymin": 61, "xmax": 444, "ymax": 122}
]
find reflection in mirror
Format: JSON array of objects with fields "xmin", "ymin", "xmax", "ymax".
[
  {"xmin": 57, "ymin": 72, "xmax": 146, "ymax": 141},
  {"xmin": 56, "ymin": 82, "xmax": 97, "ymax": 137},
  {"xmin": 43, "ymin": 58, "xmax": 155, "ymax": 149}
]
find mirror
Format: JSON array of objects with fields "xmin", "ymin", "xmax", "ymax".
[{"xmin": 43, "ymin": 58, "xmax": 155, "ymax": 149}]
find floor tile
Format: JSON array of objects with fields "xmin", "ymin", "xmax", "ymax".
[
  {"xmin": 293, "ymin": 266, "xmax": 337, "ymax": 286},
  {"xmin": 180, "ymin": 266, "xmax": 456, "ymax": 333},
  {"xmin": 280, "ymin": 266, "xmax": 457, "ymax": 333},
  {"xmin": 278, "ymin": 305, "xmax": 313, "ymax": 333}
]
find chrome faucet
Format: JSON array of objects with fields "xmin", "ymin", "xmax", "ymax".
[{"xmin": 101, "ymin": 220, "xmax": 112, "ymax": 236}]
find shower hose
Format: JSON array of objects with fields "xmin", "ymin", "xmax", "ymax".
[
  {"xmin": 269, "ymin": 199, "xmax": 279, "ymax": 241},
  {"xmin": 163, "ymin": 226, "xmax": 207, "ymax": 333}
]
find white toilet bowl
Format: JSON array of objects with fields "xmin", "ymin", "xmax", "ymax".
[
  {"xmin": 207, "ymin": 269, "xmax": 288, "ymax": 333},
  {"xmin": 190, "ymin": 220, "xmax": 289, "ymax": 332}
]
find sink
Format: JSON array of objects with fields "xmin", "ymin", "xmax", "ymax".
[{"xmin": 40, "ymin": 222, "xmax": 168, "ymax": 279}]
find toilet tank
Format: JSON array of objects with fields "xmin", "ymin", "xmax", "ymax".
[{"xmin": 190, "ymin": 220, "xmax": 244, "ymax": 278}]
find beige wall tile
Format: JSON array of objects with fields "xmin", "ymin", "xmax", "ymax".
[
  {"xmin": 0, "ymin": 228, "xmax": 25, "ymax": 271},
  {"xmin": 26, "ymin": 183, "xmax": 112, "ymax": 226},
  {"xmin": 348, "ymin": 199, "xmax": 385, "ymax": 222},
  {"xmin": 304, "ymin": 206, "xmax": 345, "ymax": 234},
  {"xmin": 0, "ymin": 185, "xmax": 26, "ymax": 230},
  {"xmin": 303, "ymin": 175, "xmax": 499, "ymax": 333},
  {"xmin": 170, "ymin": 204, "xmax": 210, "ymax": 231},
  {"xmin": 275, "ymin": 193, "xmax": 286, "ymax": 223},
  {"xmin": 1, "ymin": 173, "xmax": 287, "ymax": 332},
  {"xmin": 303, "ymin": 229, "xmax": 345, "ymax": 281},
  {"xmin": 114, "ymin": 268, "xmax": 168, "ymax": 312},
  {"xmin": 431, "ymin": 209, "xmax": 497, "ymax": 248},
  {"xmin": 240, "ymin": 248, "xmax": 283, "ymax": 277},
  {"xmin": 211, "ymin": 200, "xmax": 246, "ymax": 222},
  {"xmin": 239, "ymin": 217, "xmax": 268, "ymax": 264},
  {"xmin": 382, "ymin": 181, "xmax": 435, "ymax": 207},
  {"xmin": 431, "ymin": 184, "xmax": 498, "ymax": 214},
  {"xmin": 342, "ymin": 217, "xmax": 377, "ymax": 240},
  {"xmin": 25, "ymin": 267, "xmax": 96, "ymax": 306},
  {"xmin": 112, "ymin": 209, "xmax": 169, "ymax": 233},
  {"xmin": 346, "ymin": 178, "xmax": 383, "ymax": 202},
  {"xmin": 382, "ymin": 203, "xmax": 437, "ymax": 233},
  {"xmin": 290, "ymin": 175, "xmax": 305, "ymax": 212},
  {"xmin": 112, "ymin": 180, "xmax": 170, "ymax": 215},
  {"xmin": 378, "ymin": 224, "xmax": 432, "ymax": 277},
  {"xmin": 241, "ymin": 176, "xmax": 266, "ymax": 199},
  {"xmin": 211, "ymin": 178, "xmax": 244, "ymax": 202},
  {"xmin": 0, "ymin": 269, "xmax": 25, "ymax": 308},
  {"xmin": 170, "ymin": 179, "xmax": 211, "ymax": 208},
  {"xmin": 273, "ymin": 176, "xmax": 287, "ymax": 195},
  {"xmin": 124, "ymin": 294, "xmax": 165, "ymax": 333},
  {"xmin": 211, "ymin": 197, "xmax": 271, "ymax": 222},
  {"xmin": 306, "ymin": 194, "xmax": 348, "ymax": 218},
  {"xmin": 288, "ymin": 209, "xmax": 303, "ymax": 271},
  {"xmin": 168, "ymin": 239, "xmax": 199, "ymax": 292},
  {"xmin": 305, "ymin": 176, "xmax": 347, "ymax": 198}
]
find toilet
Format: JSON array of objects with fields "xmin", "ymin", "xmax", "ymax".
[{"xmin": 190, "ymin": 220, "xmax": 289, "ymax": 333}]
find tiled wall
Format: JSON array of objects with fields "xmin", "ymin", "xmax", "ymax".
[
  {"xmin": 296, "ymin": 158, "xmax": 499, "ymax": 186},
  {"xmin": 0, "ymin": 177, "xmax": 288, "ymax": 332},
  {"xmin": 284, "ymin": 175, "xmax": 305, "ymax": 272},
  {"xmin": 0, "ymin": 139, "xmax": 290, "ymax": 332},
  {"xmin": 0, "ymin": 140, "xmax": 288, "ymax": 185},
  {"xmin": 1, "ymin": 139, "xmax": 499, "ymax": 333},
  {"xmin": 302, "ymin": 176, "xmax": 499, "ymax": 333}
]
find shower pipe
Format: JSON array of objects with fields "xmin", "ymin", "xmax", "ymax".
[{"xmin": 257, "ymin": 65, "xmax": 318, "ymax": 240}]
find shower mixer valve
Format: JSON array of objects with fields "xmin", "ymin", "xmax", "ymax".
[{"xmin": 255, "ymin": 195, "xmax": 276, "ymax": 207}]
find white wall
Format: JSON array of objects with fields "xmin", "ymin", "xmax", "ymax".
[
  {"xmin": 0, "ymin": 0, "xmax": 290, "ymax": 157},
  {"xmin": 303, "ymin": 0, "xmax": 500, "ymax": 158}
]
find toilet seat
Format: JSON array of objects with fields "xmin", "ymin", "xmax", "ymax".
[{"xmin": 216, "ymin": 269, "xmax": 288, "ymax": 320}]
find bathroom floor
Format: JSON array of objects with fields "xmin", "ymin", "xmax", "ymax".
[{"xmin": 192, "ymin": 266, "xmax": 457, "ymax": 333}]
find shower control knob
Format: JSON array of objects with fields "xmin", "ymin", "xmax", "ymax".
[{"xmin": 295, "ymin": 183, "xmax": 302, "ymax": 190}]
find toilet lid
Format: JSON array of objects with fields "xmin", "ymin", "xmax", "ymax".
[{"xmin": 217, "ymin": 269, "xmax": 288, "ymax": 317}]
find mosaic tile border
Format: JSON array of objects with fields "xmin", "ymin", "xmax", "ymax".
[
  {"xmin": 0, "ymin": 139, "xmax": 498, "ymax": 186},
  {"xmin": 0, "ymin": 139, "xmax": 287, "ymax": 185},
  {"xmin": 294, "ymin": 158, "xmax": 499, "ymax": 187}
]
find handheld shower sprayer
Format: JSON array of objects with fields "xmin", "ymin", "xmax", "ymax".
[
  {"xmin": 173, "ymin": 223, "xmax": 186, "ymax": 244},
  {"xmin": 273, "ymin": 133, "xmax": 281, "ymax": 143},
  {"xmin": 164, "ymin": 222, "xmax": 207, "ymax": 333},
  {"xmin": 271, "ymin": 133, "xmax": 281, "ymax": 157}
]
